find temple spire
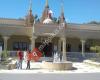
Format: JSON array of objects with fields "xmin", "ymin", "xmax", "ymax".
[
  {"xmin": 45, "ymin": 0, "xmax": 49, "ymax": 8},
  {"xmin": 25, "ymin": 0, "xmax": 34, "ymax": 27},
  {"xmin": 41, "ymin": 0, "xmax": 49, "ymax": 22},
  {"xmin": 29, "ymin": 0, "xmax": 32, "ymax": 13},
  {"xmin": 60, "ymin": 0, "xmax": 65, "ymax": 22},
  {"xmin": 61, "ymin": 2, "xmax": 64, "ymax": 16}
]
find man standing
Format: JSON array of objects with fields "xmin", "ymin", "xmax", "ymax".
[{"xmin": 26, "ymin": 50, "xmax": 32, "ymax": 69}]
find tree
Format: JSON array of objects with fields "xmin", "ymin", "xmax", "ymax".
[
  {"xmin": 90, "ymin": 46, "xmax": 100, "ymax": 56},
  {"xmin": 34, "ymin": 14, "xmax": 40, "ymax": 23},
  {"xmin": 88, "ymin": 21, "xmax": 100, "ymax": 24},
  {"xmin": 91, "ymin": 46, "xmax": 100, "ymax": 52},
  {"xmin": 34, "ymin": 14, "xmax": 38, "ymax": 20},
  {"xmin": 52, "ymin": 17, "xmax": 57, "ymax": 23},
  {"xmin": 1, "ymin": 50, "xmax": 9, "ymax": 61}
]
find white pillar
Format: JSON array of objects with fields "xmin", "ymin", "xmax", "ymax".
[
  {"xmin": 58, "ymin": 39, "xmax": 61, "ymax": 53},
  {"xmin": 30, "ymin": 36, "xmax": 37, "ymax": 51},
  {"xmin": 3, "ymin": 36, "xmax": 9, "ymax": 50},
  {"xmin": 61, "ymin": 37, "xmax": 67, "ymax": 61},
  {"xmin": 81, "ymin": 39, "xmax": 86, "ymax": 57}
]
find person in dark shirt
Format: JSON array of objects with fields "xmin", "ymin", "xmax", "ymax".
[{"xmin": 26, "ymin": 50, "xmax": 32, "ymax": 69}]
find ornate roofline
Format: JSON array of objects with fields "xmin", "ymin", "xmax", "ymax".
[{"xmin": 0, "ymin": 17, "xmax": 24, "ymax": 21}]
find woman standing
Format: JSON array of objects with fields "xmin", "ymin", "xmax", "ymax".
[{"xmin": 17, "ymin": 50, "xmax": 23, "ymax": 69}]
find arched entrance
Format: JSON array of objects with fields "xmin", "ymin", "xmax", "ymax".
[{"xmin": 35, "ymin": 36, "xmax": 53, "ymax": 57}]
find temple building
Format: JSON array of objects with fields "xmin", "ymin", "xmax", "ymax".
[{"xmin": 0, "ymin": 0, "xmax": 100, "ymax": 57}]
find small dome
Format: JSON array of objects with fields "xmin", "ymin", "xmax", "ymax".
[{"xmin": 43, "ymin": 18, "xmax": 53, "ymax": 24}]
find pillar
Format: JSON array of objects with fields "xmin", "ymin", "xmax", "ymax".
[
  {"xmin": 3, "ymin": 36, "xmax": 9, "ymax": 50},
  {"xmin": 81, "ymin": 39, "xmax": 86, "ymax": 57},
  {"xmin": 58, "ymin": 39, "xmax": 61, "ymax": 54},
  {"xmin": 61, "ymin": 37, "xmax": 67, "ymax": 61},
  {"xmin": 30, "ymin": 36, "xmax": 37, "ymax": 51}
]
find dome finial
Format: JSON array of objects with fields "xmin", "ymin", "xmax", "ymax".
[
  {"xmin": 29, "ymin": 0, "xmax": 32, "ymax": 11},
  {"xmin": 60, "ymin": 0, "xmax": 65, "ymax": 22},
  {"xmin": 61, "ymin": 0, "xmax": 64, "ymax": 16},
  {"xmin": 45, "ymin": 0, "xmax": 49, "ymax": 8},
  {"xmin": 25, "ymin": 0, "xmax": 34, "ymax": 27}
]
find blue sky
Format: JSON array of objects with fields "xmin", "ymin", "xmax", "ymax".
[{"xmin": 0, "ymin": 0, "xmax": 100, "ymax": 23}]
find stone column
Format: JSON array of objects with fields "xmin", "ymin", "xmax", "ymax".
[
  {"xmin": 81, "ymin": 39, "xmax": 86, "ymax": 57},
  {"xmin": 3, "ymin": 36, "xmax": 9, "ymax": 50},
  {"xmin": 30, "ymin": 36, "xmax": 37, "ymax": 51},
  {"xmin": 61, "ymin": 37, "xmax": 67, "ymax": 61},
  {"xmin": 58, "ymin": 39, "xmax": 61, "ymax": 53}
]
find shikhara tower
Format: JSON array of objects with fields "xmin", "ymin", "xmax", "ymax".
[{"xmin": 25, "ymin": 0, "xmax": 34, "ymax": 27}]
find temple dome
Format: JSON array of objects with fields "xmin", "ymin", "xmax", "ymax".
[{"xmin": 43, "ymin": 18, "xmax": 53, "ymax": 24}]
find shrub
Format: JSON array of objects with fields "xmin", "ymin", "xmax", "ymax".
[{"xmin": 1, "ymin": 50, "xmax": 9, "ymax": 61}]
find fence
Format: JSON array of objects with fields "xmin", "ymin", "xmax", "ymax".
[
  {"xmin": 67, "ymin": 52, "xmax": 100, "ymax": 62},
  {"xmin": 0, "ymin": 51, "xmax": 100, "ymax": 62}
]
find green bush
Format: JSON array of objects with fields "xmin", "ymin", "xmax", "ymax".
[
  {"xmin": 91, "ymin": 46, "xmax": 100, "ymax": 52},
  {"xmin": 1, "ymin": 50, "xmax": 9, "ymax": 61},
  {"xmin": 90, "ymin": 46, "xmax": 100, "ymax": 57}
]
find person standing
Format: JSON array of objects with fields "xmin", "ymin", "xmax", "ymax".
[
  {"xmin": 23, "ymin": 51, "xmax": 27, "ymax": 62},
  {"xmin": 17, "ymin": 50, "xmax": 23, "ymax": 69},
  {"xmin": 26, "ymin": 50, "xmax": 32, "ymax": 69}
]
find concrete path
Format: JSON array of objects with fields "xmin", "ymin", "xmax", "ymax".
[
  {"xmin": 0, "ymin": 62, "xmax": 100, "ymax": 80},
  {"xmin": 0, "ymin": 73, "xmax": 100, "ymax": 80}
]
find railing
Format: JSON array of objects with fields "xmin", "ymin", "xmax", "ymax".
[
  {"xmin": 2, "ymin": 51, "xmax": 100, "ymax": 57},
  {"xmin": 1, "ymin": 51, "xmax": 100, "ymax": 61},
  {"xmin": 66, "ymin": 52, "xmax": 100, "ymax": 62},
  {"xmin": 67, "ymin": 52, "xmax": 100, "ymax": 58},
  {"xmin": 7, "ymin": 51, "xmax": 17, "ymax": 57}
]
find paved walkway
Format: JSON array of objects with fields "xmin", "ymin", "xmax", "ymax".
[
  {"xmin": 0, "ymin": 61, "xmax": 100, "ymax": 80},
  {"xmin": 0, "ymin": 73, "xmax": 100, "ymax": 80},
  {"xmin": 0, "ymin": 62, "xmax": 100, "ymax": 73}
]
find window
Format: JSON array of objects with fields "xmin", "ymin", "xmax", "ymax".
[
  {"xmin": 66, "ymin": 44, "xmax": 71, "ymax": 52},
  {"xmin": 61, "ymin": 43, "xmax": 71, "ymax": 52},
  {"xmin": 78, "ymin": 44, "xmax": 82, "ymax": 52},
  {"xmin": 78, "ymin": 44, "xmax": 90, "ymax": 52},
  {"xmin": 0, "ymin": 41, "xmax": 4, "ymax": 50},
  {"xmin": 13, "ymin": 42, "xmax": 29, "ymax": 51}
]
